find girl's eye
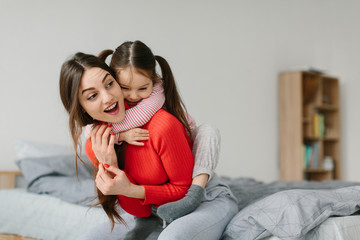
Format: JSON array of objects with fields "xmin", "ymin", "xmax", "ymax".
[
  {"xmin": 120, "ymin": 86, "xmax": 129, "ymax": 90},
  {"xmin": 139, "ymin": 88, "xmax": 147, "ymax": 90},
  {"xmin": 87, "ymin": 93, "xmax": 97, "ymax": 100}
]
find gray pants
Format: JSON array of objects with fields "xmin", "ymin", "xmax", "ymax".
[
  {"xmin": 157, "ymin": 176, "xmax": 238, "ymax": 240},
  {"xmin": 77, "ymin": 176, "xmax": 238, "ymax": 240}
]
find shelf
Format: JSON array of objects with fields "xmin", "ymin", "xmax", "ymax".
[
  {"xmin": 314, "ymin": 104, "xmax": 338, "ymax": 111},
  {"xmin": 279, "ymin": 71, "xmax": 341, "ymax": 181},
  {"xmin": 323, "ymin": 137, "xmax": 339, "ymax": 141},
  {"xmin": 304, "ymin": 136, "xmax": 339, "ymax": 141},
  {"xmin": 0, "ymin": 171, "xmax": 22, "ymax": 189},
  {"xmin": 305, "ymin": 169, "xmax": 332, "ymax": 173}
]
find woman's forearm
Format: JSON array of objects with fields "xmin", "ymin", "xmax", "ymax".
[{"xmin": 124, "ymin": 183, "xmax": 145, "ymax": 199}]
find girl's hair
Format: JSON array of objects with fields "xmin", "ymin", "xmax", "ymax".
[
  {"xmin": 59, "ymin": 52, "xmax": 126, "ymax": 229},
  {"xmin": 99, "ymin": 40, "xmax": 192, "ymax": 136}
]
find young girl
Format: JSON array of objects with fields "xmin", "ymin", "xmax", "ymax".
[{"xmin": 85, "ymin": 40, "xmax": 221, "ymax": 224}]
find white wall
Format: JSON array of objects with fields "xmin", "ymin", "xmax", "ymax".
[{"xmin": 1, "ymin": 0, "xmax": 360, "ymax": 182}]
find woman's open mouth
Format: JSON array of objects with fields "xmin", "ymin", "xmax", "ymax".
[{"xmin": 104, "ymin": 102, "xmax": 119, "ymax": 115}]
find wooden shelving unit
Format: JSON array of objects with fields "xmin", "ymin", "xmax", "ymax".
[
  {"xmin": 279, "ymin": 71, "xmax": 341, "ymax": 181},
  {"xmin": 0, "ymin": 171, "xmax": 22, "ymax": 189}
]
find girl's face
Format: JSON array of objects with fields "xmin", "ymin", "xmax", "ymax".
[
  {"xmin": 117, "ymin": 67, "xmax": 154, "ymax": 104},
  {"xmin": 78, "ymin": 67, "xmax": 125, "ymax": 123}
]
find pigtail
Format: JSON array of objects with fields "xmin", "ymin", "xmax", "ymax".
[
  {"xmin": 155, "ymin": 55, "xmax": 192, "ymax": 137},
  {"xmin": 98, "ymin": 49, "xmax": 114, "ymax": 62}
]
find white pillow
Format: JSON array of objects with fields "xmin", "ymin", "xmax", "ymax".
[{"xmin": 14, "ymin": 139, "xmax": 74, "ymax": 159}]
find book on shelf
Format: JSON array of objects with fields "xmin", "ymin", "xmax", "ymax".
[
  {"xmin": 313, "ymin": 113, "xmax": 325, "ymax": 138},
  {"xmin": 313, "ymin": 114, "xmax": 319, "ymax": 137},
  {"xmin": 303, "ymin": 142, "xmax": 320, "ymax": 169}
]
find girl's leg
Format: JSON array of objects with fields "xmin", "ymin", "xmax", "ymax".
[
  {"xmin": 157, "ymin": 124, "xmax": 221, "ymax": 223},
  {"xmin": 191, "ymin": 123, "xmax": 221, "ymax": 180},
  {"xmin": 158, "ymin": 194, "xmax": 238, "ymax": 240}
]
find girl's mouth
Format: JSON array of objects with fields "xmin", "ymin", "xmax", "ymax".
[
  {"xmin": 104, "ymin": 102, "xmax": 119, "ymax": 115},
  {"xmin": 126, "ymin": 100, "xmax": 140, "ymax": 107}
]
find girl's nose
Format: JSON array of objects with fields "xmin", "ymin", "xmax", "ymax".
[{"xmin": 129, "ymin": 91, "xmax": 138, "ymax": 100}]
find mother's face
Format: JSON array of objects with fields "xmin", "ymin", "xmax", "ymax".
[{"xmin": 78, "ymin": 67, "xmax": 125, "ymax": 123}]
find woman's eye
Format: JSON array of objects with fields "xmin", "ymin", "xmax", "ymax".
[
  {"xmin": 87, "ymin": 94, "xmax": 97, "ymax": 100},
  {"xmin": 106, "ymin": 81, "xmax": 114, "ymax": 88}
]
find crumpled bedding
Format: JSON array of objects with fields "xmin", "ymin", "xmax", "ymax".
[
  {"xmin": 15, "ymin": 154, "xmax": 98, "ymax": 206},
  {"xmin": 0, "ymin": 188, "xmax": 108, "ymax": 240},
  {"xmin": 221, "ymin": 177, "xmax": 360, "ymax": 240}
]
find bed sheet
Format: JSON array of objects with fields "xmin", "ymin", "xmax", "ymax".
[
  {"xmin": 306, "ymin": 215, "xmax": 360, "ymax": 240},
  {"xmin": 263, "ymin": 215, "xmax": 360, "ymax": 240},
  {"xmin": 0, "ymin": 188, "xmax": 110, "ymax": 240}
]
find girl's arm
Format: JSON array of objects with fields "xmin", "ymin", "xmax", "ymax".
[{"xmin": 112, "ymin": 81, "xmax": 165, "ymax": 144}]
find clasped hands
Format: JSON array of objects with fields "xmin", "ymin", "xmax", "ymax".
[{"xmin": 89, "ymin": 123, "xmax": 133, "ymax": 197}]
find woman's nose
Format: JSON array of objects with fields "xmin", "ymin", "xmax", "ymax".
[{"xmin": 103, "ymin": 92, "xmax": 113, "ymax": 104}]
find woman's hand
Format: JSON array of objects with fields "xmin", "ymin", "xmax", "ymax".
[
  {"xmin": 90, "ymin": 123, "xmax": 117, "ymax": 167},
  {"xmin": 96, "ymin": 164, "xmax": 145, "ymax": 199},
  {"xmin": 119, "ymin": 128, "xmax": 149, "ymax": 146}
]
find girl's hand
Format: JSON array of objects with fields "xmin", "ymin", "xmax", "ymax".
[
  {"xmin": 96, "ymin": 164, "xmax": 145, "ymax": 199},
  {"xmin": 119, "ymin": 128, "xmax": 149, "ymax": 146},
  {"xmin": 90, "ymin": 123, "xmax": 117, "ymax": 167}
]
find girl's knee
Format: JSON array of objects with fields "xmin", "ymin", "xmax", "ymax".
[{"xmin": 194, "ymin": 124, "xmax": 220, "ymax": 143}]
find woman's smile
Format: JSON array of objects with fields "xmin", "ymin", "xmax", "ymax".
[{"xmin": 104, "ymin": 102, "xmax": 119, "ymax": 115}]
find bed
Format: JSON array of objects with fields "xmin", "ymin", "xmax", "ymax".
[{"xmin": 1, "ymin": 139, "xmax": 360, "ymax": 240}]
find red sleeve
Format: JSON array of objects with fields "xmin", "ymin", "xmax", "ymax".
[
  {"xmin": 85, "ymin": 139, "xmax": 99, "ymax": 168},
  {"xmin": 140, "ymin": 113, "xmax": 194, "ymax": 206},
  {"xmin": 117, "ymin": 192, "xmax": 152, "ymax": 217}
]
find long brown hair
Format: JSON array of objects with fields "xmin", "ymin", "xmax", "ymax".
[
  {"xmin": 99, "ymin": 40, "xmax": 192, "ymax": 136},
  {"xmin": 59, "ymin": 52, "xmax": 126, "ymax": 228}
]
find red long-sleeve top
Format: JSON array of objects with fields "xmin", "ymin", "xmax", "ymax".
[{"xmin": 85, "ymin": 109, "xmax": 194, "ymax": 217}]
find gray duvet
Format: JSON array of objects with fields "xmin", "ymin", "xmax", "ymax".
[{"xmin": 221, "ymin": 177, "xmax": 360, "ymax": 240}]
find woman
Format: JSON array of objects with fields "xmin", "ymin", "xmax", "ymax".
[{"xmin": 59, "ymin": 51, "xmax": 238, "ymax": 239}]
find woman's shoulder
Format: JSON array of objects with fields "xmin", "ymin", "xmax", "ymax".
[
  {"xmin": 146, "ymin": 109, "xmax": 191, "ymax": 145},
  {"xmin": 146, "ymin": 109, "xmax": 183, "ymax": 131},
  {"xmin": 151, "ymin": 108, "xmax": 175, "ymax": 119}
]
